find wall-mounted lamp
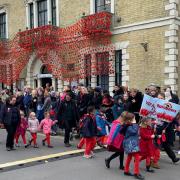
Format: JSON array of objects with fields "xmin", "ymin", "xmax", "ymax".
[
  {"xmin": 116, "ymin": 17, "xmax": 121, "ymax": 23},
  {"xmin": 140, "ymin": 42, "xmax": 148, "ymax": 52}
]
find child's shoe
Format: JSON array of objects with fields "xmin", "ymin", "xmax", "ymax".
[
  {"xmin": 33, "ymin": 144, "xmax": 39, "ymax": 148},
  {"xmin": 134, "ymin": 174, "xmax": 145, "ymax": 180},
  {"xmin": 83, "ymin": 154, "xmax": 92, "ymax": 159},
  {"xmin": 42, "ymin": 140, "xmax": 45, "ymax": 146},
  {"xmin": 15, "ymin": 143, "xmax": 20, "ymax": 147},
  {"xmin": 146, "ymin": 166, "xmax": 155, "ymax": 173},
  {"xmin": 151, "ymin": 162, "xmax": 160, "ymax": 169},
  {"xmin": 24, "ymin": 144, "xmax": 29, "ymax": 148},
  {"xmin": 90, "ymin": 151, "xmax": 95, "ymax": 157},
  {"xmin": 124, "ymin": 172, "xmax": 133, "ymax": 176},
  {"xmin": 48, "ymin": 145, "xmax": 53, "ymax": 148}
]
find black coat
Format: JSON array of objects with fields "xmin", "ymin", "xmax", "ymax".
[
  {"xmin": 16, "ymin": 95, "xmax": 24, "ymax": 111},
  {"xmin": 129, "ymin": 92, "xmax": 143, "ymax": 113},
  {"xmin": 1, "ymin": 104, "xmax": 21, "ymax": 126},
  {"xmin": 77, "ymin": 93, "xmax": 90, "ymax": 118},
  {"xmin": 0, "ymin": 101, "xmax": 5, "ymax": 123},
  {"xmin": 81, "ymin": 114, "xmax": 97, "ymax": 138},
  {"xmin": 57, "ymin": 100, "xmax": 79, "ymax": 129}
]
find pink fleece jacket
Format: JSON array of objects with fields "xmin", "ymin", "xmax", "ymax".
[{"xmin": 39, "ymin": 118, "xmax": 57, "ymax": 134}]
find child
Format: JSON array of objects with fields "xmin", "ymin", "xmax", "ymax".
[
  {"xmin": 105, "ymin": 111, "xmax": 129, "ymax": 170},
  {"xmin": 15, "ymin": 111, "xmax": 28, "ymax": 148},
  {"xmin": 139, "ymin": 117, "xmax": 155, "ymax": 173},
  {"xmin": 96, "ymin": 106, "xmax": 111, "ymax": 147},
  {"xmin": 39, "ymin": 112, "xmax": 58, "ymax": 148},
  {"xmin": 123, "ymin": 113, "xmax": 144, "ymax": 180},
  {"xmin": 28, "ymin": 112, "xmax": 39, "ymax": 148},
  {"xmin": 112, "ymin": 96, "xmax": 124, "ymax": 120},
  {"xmin": 81, "ymin": 106, "xmax": 97, "ymax": 159}
]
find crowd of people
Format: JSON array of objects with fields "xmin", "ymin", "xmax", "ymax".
[{"xmin": 0, "ymin": 83, "xmax": 179, "ymax": 180}]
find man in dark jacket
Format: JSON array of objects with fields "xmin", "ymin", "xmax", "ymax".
[
  {"xmin": 57, "ymin": 92, "xmax": 79, "ymax": 147},
  {"xmin": 1, "ymin": 96, "xmax": 21, "ymax": 151}
]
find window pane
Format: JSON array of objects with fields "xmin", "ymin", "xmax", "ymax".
[
  {"xmin": 51, "ymin": 0, "xmax": 56, "ymax": 25},
  {"xmin": 38, "ymin": 0, "xmax": 47, "ymax": 26},
  {"xmin": 95, "ymin": 0, "xmax": 111, "ymax": 13},
  {"xmin": 115, "ymin": 50, "xmax": 122, "ymax": 85},
  {"xmin": 0, "ymin": 13, "xmax": 6, "ymax": 39},
  {"xmin": 29, "ymin": 3, "xmax": 34, "ymax": 28}
]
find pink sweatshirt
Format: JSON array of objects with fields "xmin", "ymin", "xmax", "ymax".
[{"xmin": 39, "ymin": 118, "xmax": 57, "ymax": 134}]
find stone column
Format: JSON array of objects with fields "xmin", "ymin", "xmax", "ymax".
[
  {"xmin": 25, "ymin": 4, "xmax": 30, "ymax": 29},
  {"xmin": 33, "ymin": 0, "xmax": 38, "ymax": 28},
  {"xmin": 91, "ymin": 53, "xmax": 97, "ymax": 88},
  {"xmin": 56, "ymin": 0, "xmax": 60, "ymax": 26},
  {"xmin": 52, "ymin": 77, "xmax": 56, "ymax": 90},
  {"xmin": 47, "ymin": 0, "xmax": 52, "ymax": 24},
  {"xmin": 109, "ymin": 51, "xmax": 115, "ymax": 96},
  {"xmin": 58, "ymin": 79, "xmax": 63, "ymax": 92},
  {"xmin": 38, "ymin": 78, "xmax": 41, "ymax": 88}
]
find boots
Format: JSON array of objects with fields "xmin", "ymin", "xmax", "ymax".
[
  {"xmin": 105, "ymin": 158, "xmax": 110, "ymax": 168},
  {"xmin": 146, "ymin": 166, "xmax": 155, "ymax": 173}
]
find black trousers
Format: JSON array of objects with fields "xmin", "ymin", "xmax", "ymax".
[
  {"xmin": 107, "ymin": 151, "xmax": 124, "ymax": 168},
  {"xmin": 64, "ymin": 120, "xmax": 72, "ymax": 144},
  {"xmin": 5, "ymin": 124, "xmax": 18, "ymax": 148},
  {"xmin": 162, "ymin": 142, "xmax": 176, "ymax": 162}
]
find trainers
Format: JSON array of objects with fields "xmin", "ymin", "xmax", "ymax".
[
  {"xmin": 173, "ymin": 158, "xmax": 180, "ymax": 164},
  {"xmin": 178, "ymin": 151, "xmax": 180, "ymax": 155},
  {"xmin": 146, "ymin": 166, "xmax": 155, "ymax": 173},
  {"xmin": 91, "ymin": 151, "xmax": 95, "ymax": 157},
  {"xmin": 124, "ymin": 172, "xmax": 134, "ymax": 176},
  {"xmin": 48, "ymin": 145, "xmax": 53, "ymax": 148},
  {"xmin": 10, "ymin": 147, "xmax": 16, "ymax": 151},
  {"xmin": 134, "ymin": 174, "xmax": 145, "ymax": 180},
  {"xmin": 119, "ymin": 166, "xmax": 124, "ymax": 170},
  {"xmin": 83, "ymin": 154, "xmax": 92, "ymax": 159},
  {"xmin": 65, "ymin": 143, "xmax": 72, "ymax": 147},
  {"xmin": 33, "ymin": 144, "xmax": 39, "ymax": 148},
  {"xmin": 6, "ymin": 147, "xmax": 11, "ymax": 151},
  {"xmin": 151, "ymin": 162, "xmax": 160, "ymax": 169},
  {"xmin": 42, "ymin": 140, "xmax": 45, "ymax": 146},
  {"xmin": 15, "ymin": 143, "xmax": 20, "ymax": 147},
  {"xmin": 24, "ymin": 144, "xmax": 29, "ymax": 148}
]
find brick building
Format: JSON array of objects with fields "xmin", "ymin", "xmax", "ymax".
[{"xmin": 0, "ymin": 0, "xmax": 180, "ymax": 95}]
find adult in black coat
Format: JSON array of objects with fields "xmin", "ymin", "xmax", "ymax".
[
  {"xmin": 57, "ymin": 92, "xmax": 79, "ymax": 147},
  {"xmin": 1, "ymin": 96, "xmax": 21, "ymax": 151},
  {"xmin": 77, "ymin": 87, "xmax": 90, "ymax": 118},
  {"xmin": 129, "ymin": 89, "xmax": 143, "ymax": 123}
]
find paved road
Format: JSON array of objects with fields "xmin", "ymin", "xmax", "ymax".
[
  {"xmin": 0, "ymin": 129, "xmax": 179, "ymax": 180},
  {"xmin": 0, "ymin": 151, "xmax": 179, "ymax": 180}
]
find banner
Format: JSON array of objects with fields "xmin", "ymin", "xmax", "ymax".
[{"xmin": 140, "ymin": 94, "xmax": 180, "ymax": 122}]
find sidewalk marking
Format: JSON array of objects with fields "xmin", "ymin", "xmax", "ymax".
[{"xmin": 0, "ymin": 147, "xmax": 101, "ymax": 170}]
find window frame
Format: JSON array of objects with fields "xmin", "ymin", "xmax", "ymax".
[
  {"xmin": 29, "ymin": 3, "xmax": 34, "ymax": 29},
  {"xmin": 115, "ymin": 50, "xmax": 122, "ymax": 86},
  {"xmin": 95, "ymin": 0, "xmax": 111, "ymax": 13},
  {"xmin": 0, "ymin": 11, "xmax": 7, "ymax": 39},
  {"xmin": 37, "ymin": 0, "xmax": 48, "ymax": 27},
  {"xmin": 51, "ymin": 0, "xmax": 56, "ymax": 26},
  {"xmin": 96, "ymin": 52, "xmax": 109, "ymax": 90}
]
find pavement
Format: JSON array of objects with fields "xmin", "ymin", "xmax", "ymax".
[{"xmin": 0, "ymin": 129, "xmax": 179, "ymax": 180}]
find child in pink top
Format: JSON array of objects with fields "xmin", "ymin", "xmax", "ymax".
[{"xmin": 39, "ymin": 112, "xmax": 58, "ymax": 148}]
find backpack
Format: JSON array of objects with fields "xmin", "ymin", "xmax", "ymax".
[{"xmin": 107, "ymin": 120, "xmax": 124, "ymax": 152}]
